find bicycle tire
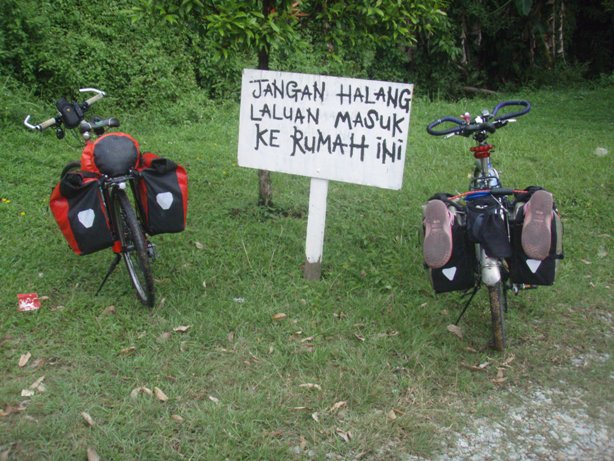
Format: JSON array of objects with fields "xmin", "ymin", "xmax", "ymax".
[
  {"xmin": 111, "ymin": 188, "xmax": 155, "ymax": 307},
  {"xmin": 488, "ymin": 282, "xmax": 507, "ymax": 351},
  {"xmin": 60, "ymin": 161, "xmax": 81, "ymax": 179}
]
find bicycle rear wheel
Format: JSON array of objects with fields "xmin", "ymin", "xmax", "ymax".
[
  {"xmin": 488, "ymin": 281, "xmax": 507, "ymax": 351},
  {"xmin": 111, "ymin": 188, "xmax": 155, "ymax": 307}
]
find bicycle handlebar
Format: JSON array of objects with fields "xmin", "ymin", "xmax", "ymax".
[
  {"xmin": 23, "ymin": 88, "xmax": 106, "ymax": 131},
  {"xmin": 426, "ymin": 100, "xmax": 531, "ymax": 137}
]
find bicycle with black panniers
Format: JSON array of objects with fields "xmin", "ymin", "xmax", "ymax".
[
  {"xmin": 24, "ymin": 88, "xmax": 188, "ymax": 307},
  {"xmin": 423, "ymin": 100, "xmax": 563, "ymax": 351}
]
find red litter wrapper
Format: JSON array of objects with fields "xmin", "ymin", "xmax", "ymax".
[{"xmin": 17, "ymin": 293, "xmax": 41, "ymax": 312}]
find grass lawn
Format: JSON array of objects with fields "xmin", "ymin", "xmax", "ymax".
[{"xmin": 1, "ymin": 84, "xmax": 612, "ymax": 460}]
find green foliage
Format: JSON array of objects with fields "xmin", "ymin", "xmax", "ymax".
[{"xmin": 0, "ymin": 0, "xmax": 199, "ymax": 109}]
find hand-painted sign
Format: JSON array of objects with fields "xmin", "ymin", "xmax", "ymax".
[{"xmin": 238, "ymin": 69, "xmax": 413, "ymax": 190}]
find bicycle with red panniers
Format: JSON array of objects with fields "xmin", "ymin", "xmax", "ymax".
[
  {"xmin": 24, "ymin": 88, "xmax": 188, "ymax": 307},
  {"xmin": 423, "ymin": 101, "xmax": 563, "ymax": 351}
]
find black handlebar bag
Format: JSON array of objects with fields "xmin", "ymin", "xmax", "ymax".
[
  {"xmin": 136, "ymin": 153, "xmax": 188, "ymax": 235},
  {"xmin": 81, "ymin": 132, "xmax": 140, "ymax": 176},
  {"xmin": 465, "ymin": 194, "xmax": 512, "ymax": 258},
  {"xmin": 49, "ymin": 171, "xmax": 114, "ymax": 255}
]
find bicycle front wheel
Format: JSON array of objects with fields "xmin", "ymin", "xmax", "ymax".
[
  {"xmin": 488, "ymin": 281, "xmax": 507, "ymax": 351},
  {"xmin": 111, "ymin": 188, "xmax": 155, "ymax": 307}
]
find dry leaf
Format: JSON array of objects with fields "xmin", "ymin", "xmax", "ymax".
[
  {"xmin": 311, "ymin": 412, "xmax": 320, "ymax": 422},
  {"xmin": 18, "ymin": 352, "xmax": 31, "ymax": 368},
  {"xmin": 29, "ymin": 375, "xmax": 45, "ymax": 391},
  {"xmin": 354, "ymin": 333, "xmax": 366, "ymax": 342},
  {"xmin": 21, "ymin": 389, "xmax": 35, "ymax": 397},
  {"xmin": 103, "ymin": 305, "xmax": 116, "ymax": 315},
  {"xmin": 291, "ymin": 406, "xmax": 308, "ymax": 411},
  {"xmin": 301, "ymin": 336, "xmax": 315, "ymax": 343},
  {"xmin": 502, "ymin": 354, "xmax": 516, "ymax": 367},
  {"xmin": 465, "ymin": 346, "xmax": 478, "ymax": 353},
  {"xmin": 447, "ymin": 324, "xmax": 463, "ymax": 339},
  {"xmin": 171, "ymin": 414, "xmax": 184, "ymax": 423},
  {"xmin": 208, "ymin": 395, "xmax": 220, "ymax": 404},
  {"xmin": 272, "ymin": 313, "xmax": 287, "ymax": 321},
  {"xmin": 173, "ymin": 325, "xmax": 191, "ymax": 333},
  {"xmin": 492, "ymin": 367, "xmax": 507, "ymax": 385},
  {"xmin": 227, "ymin": 331, "xmax": 235, "ymax": 343},
  {"xmin": 87, "ymin": 447, "xmax": 100, "ymax": 461},
  {"xmin": 386, "ymin": 409, "xmax": 397, "ymax": 421},
  {"xmin": 154, "ymin": 387, "xmax": 168, "ymax": 402},
  {"xmin": 120, "ymin": 346, "xmax": 136, "ymax": 355},
  {"xmin": 462, "ymin": 362, "xmax": 490, "ymax": 372},
  {"xmin": 158, "ymin": 332, "xmax": 172, "ymax": 342},
  {"xmin": 39, "ymin": 295, "xmax": 50, "ymax": 301},
  {"xmin": 130, "ymin": 386, "xmax": 153, "ymax": 398},
  {"xmin": 581, "ymin": 259, "xmax": 592, "ymax": 265},
  {"xmin": 194, "ymin": 241, "xmax": 204, "ymax": 250},
  {"xmin": 335, "ymin": 428, "xmax": 352, "ymax": 443},
  {"xmin": 329, "ymin": 401, "xmax": 347, "ymax": 413},
  {"xmin": 81, "ymin": 412, "xmax": 95, "ymax": 427},
  {"xmin": 299, "ymin": 383, "xmax": 322, "ymax": 391}
]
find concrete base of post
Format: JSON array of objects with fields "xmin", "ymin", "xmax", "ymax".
[{"xmin": 303, "ymin": 260, "xmax": 322, "ymax": 280}]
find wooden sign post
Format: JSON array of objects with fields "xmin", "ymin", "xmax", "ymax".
[{"xmin": 237, "ymin": 69, "xmax": 414, "ymax": 279}]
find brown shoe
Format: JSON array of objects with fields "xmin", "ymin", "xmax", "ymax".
[
  {"xmin": 521, "ymin": 190, "xmax": 554, "ymax": 260},
  {"xmin": 423, "ymin": 200, "xmax": 454, "ymax": 269}
]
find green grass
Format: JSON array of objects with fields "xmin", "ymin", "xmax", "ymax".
[{"xmin": 1, "ymin": 86, "xmax": 613, "ymax": 460}]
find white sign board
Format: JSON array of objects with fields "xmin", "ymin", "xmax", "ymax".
[{"xmin": 238, "ymin": 69, "xmax": 413, "ymax": 190}]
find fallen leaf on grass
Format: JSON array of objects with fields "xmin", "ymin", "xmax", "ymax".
[
  {"xmin": 491, "ymin": 367, "xmax": 507, "ymax": 385},
  {"xmin": 447, "ymin": 324, "xmax": 463, "ymax": 339},
  {"xmin": 130, "ymin": 386, "xmax": 153, "ymax": 399},
  {"xmin": 1, "ymin": 404, "xmax": 27, "ymax": 417},
  {"xmin": 208, "ymin": 395, "xmax": 220, "ymax": 404},
  {"xmin": 461, "ymin": 362, "xmax": 490, "ymax": 372},
  {"xmin": 194, "ymin": 241, "xmax": 205, "ymax": 250},
  {"xmin": 158, "ymin": 332, "xmax": 172, "ymax": 343},
  {"xmin": 502, "ymin": 354, "xmax": 515, "ymax": 367},
  {"xmin": 173, "ymin": 325, "xmax": 191, "ymax": 333},
  {"xmin": 335, "ymin": 428, "xmax": 352, "ymax": 443},
  {"xmin": 291, "ymin": 406, "xmax": 309, "ymax": 411},
  {"xmin": 18, "ymin": 352, "xmax": 31, "ymax": 368},
  {"xmin": 86, "ymin": 447, "xmax": 100, "ymax": 461},
  {"xmin": 81, "ymin": 412, "xmax": 95, "ymax": 427},
  {"xmin": 354, "ymin": 333, "xmax": 366, "ymax": 342},
  {"xmin": 21, "ymin": 389, "xmax": 35, "ymax": 397},
  {"xmin": 272, "ymin": 313, "xmax": 287, "ymax": 321},
  {"xmin": 227, "ymin": 331, "xmax": 235, "ymax": 343},
  {"xmin": 386, "ymin": 409, "xmax": 397, "ymax": 421},
  {"xmin": 311, "ymin": 412, "xmax": 319, "ymax": 422},
  {"xmin": 171, "ymin": 414, "xmax": 184, "ymax": 423},
  {"xmin": 154, "ymin": 387, "xmax": 168, "ymax": 402},
  {"xmin": 299, "ymin": 383, "xmax": 321, "ymax": 391},
  {"xmin": 102, "ymin": 305, "xmax": 116, "ymax": 315},
  {"xmin": 329, "ymin": 401, "xmax": 347, "ymax": 413},
  {"xmin": 119, "ymin": 346, "xmax": 136, "ymax": 355}
]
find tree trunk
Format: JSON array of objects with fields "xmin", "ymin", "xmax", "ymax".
[{"xmin": 257, "ymin": 0, "xmax": 274, "ymax": 208}]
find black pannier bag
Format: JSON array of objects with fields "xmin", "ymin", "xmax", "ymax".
[
  {"xmin": 136, "ymin": 153, "xmax": 188, "ymax": 235},
  {"xmin": 465, "ymin": 194, "xmax": 512, "ymax": 258},
  {"xmin": 427, "ymin": 209, "xmax": 478, "ymax": 294},
  {"xmin": 508, "ymin": 190, "xmax": 563, "ymax": 285},
  {"xmin": 49, "ymin": 171, "xmax": 115, "ymax": 255}
]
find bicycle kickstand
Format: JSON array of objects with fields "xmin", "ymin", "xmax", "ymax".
[
  {"xmin": 454, "ymin": 283, "xmax": 481, "ymax": 325},
  {"xmin": 96, "ymin": 253, "xmax": 122, "ymax": 296}
]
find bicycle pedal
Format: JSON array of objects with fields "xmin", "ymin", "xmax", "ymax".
[
  {"xmin": 511, "ymin": 283, "xmax": 538, "ymax": 294},
  {"xmin": 147, "ymin": 243, "xmax": 157, "ymax": 261}
]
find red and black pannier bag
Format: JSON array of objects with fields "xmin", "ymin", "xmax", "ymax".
[
  {"xmin": 81, "ymin": 132, "xmax": 140, "ymax": 176},
  {"xmin": 49, "ymin": 171, "xmax": 114, "ymax": 255},
  {"xmin": 136, "ymin": 152, "xmax": 188, "ymax": 235}
]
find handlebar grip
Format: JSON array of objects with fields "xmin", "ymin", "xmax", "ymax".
[
  {"xmin": 84, "ymin": 92, "xmax": 104, "ymax": 107},
  {"xmin": 39, "ymin": 117, "xmax": 58, "ymax": 130},
  {"xmin": 426, "ymin": 116, "xmax": 466, "ymax": 136},
  {"xmin": 492, "ymin": 100, "xmax": 531, "ymax": 121}
]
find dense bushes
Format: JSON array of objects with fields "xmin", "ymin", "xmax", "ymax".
[{"xmin": 1, "ymin": 0, "xmax": 612, "ymax": 111}]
